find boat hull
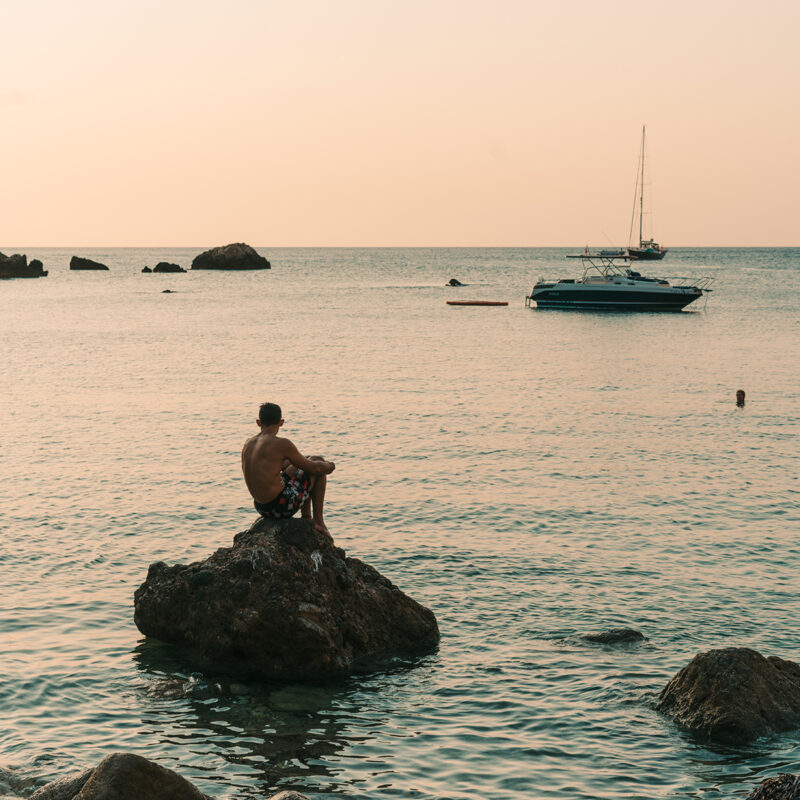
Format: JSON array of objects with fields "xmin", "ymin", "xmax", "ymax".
[
  {"xmin": 628, "ymin": 247, "xmax": 668, "ymax": 261},
  {"xmin": 529, "ymin": 285, "xmax": 702, "ymax": 311}
]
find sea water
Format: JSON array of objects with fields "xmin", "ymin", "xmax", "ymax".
[{"xmin": 0, "ymin": 247, "xmax": 798, "ymax": 799}]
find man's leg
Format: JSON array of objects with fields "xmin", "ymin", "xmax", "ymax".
[{"xmin": 303, "ymin": 456, "xmax": 330, "ymax": 538}]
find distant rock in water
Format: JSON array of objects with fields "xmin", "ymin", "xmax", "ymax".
[
  {"xmin": 162, "ymin": 289, "xmax": 175, "ymax": 293},
  {"xmin": 191, "ymin": 242, "xmax": 270, "ymax": 270},
  {"xmin": 0, "ymin": 252, "xmax": 48, "ymax": 278},
  {"xmin": 70, "ymin": 256, "xmax": 109, "ymax": 271},
  {"xmin": 447, "ymin": 277, "xmax": 464, "ymax": 286},
  {"xmin": 153, "ymin": 261, "xmax": 186, "ymax": 273},
  {"xmin": 142, "ymin": 266, "xmax": 152, "ymax": 273},
  {"xmin": 745, "ymin": 774, "xmax": 800, "ymax": 799},
  {"xmin": 580, "ymin": 628, "xmax": 645, "ymax": 645},
  {"xmin": 656, "ymin": 647, "xmax": 800, "ymax": 744},
  {"xmin": 134, "ymin": 517, "xmax": 439, "ymax": 680},
  {"xmin": 28, "ymin": 753, "xmax": 212, "ymax": 800}
]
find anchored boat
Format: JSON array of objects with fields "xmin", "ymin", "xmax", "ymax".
[
  {"xmin": 627, "ymin": 125, "xmax": 667, "ymax": 261},
  {"xmin": 525, "ymin": 252, "xmax": 712, "ymax": 312}
]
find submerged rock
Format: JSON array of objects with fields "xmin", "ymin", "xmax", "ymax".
[
  {"xmin": 69, "ymin": 256, "xmax": 108, "ymax": 271},
  {"xmin": 746, "ymin": 774, "xmax": 800, "ymax": 799},
  {"xmin": 153, "ymin": 261, "xmax": 186, "ymax": 273},
  {"xmin": 190, "ymin": 242, "xmax": 270, "ymax": 270},
  {"xmin": 134, "ymin": 517, "xmax": 439, "ymax": 680},
  {"xmin": 656, "ymin": 647, "xmax": 800, "ymax": 744},
  {"xmin": 0, "ymin": 252, "xmax": 48, "ymax": 278},
  {"xmin": 28, "ymin": 754, "xmax": 211, "ymax": 800},
  {"xmin": 580, "ymin": 628, "xmax": 645, "ymax": 645}
]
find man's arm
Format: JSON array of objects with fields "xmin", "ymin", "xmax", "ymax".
[{"xmin": 283, "ymin": 440, "xmax": 335, "ymax": 475}]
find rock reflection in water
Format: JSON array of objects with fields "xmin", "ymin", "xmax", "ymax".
[{"xmin": 132, "ymin": 639, "xmax": 364, "ymax": 795}]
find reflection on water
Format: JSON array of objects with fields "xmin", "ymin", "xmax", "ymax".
[
  {"xmin": 1, "ymin": 248, "xmax": 799, "ymax": 799},
  {"xmin": 132, "ymin": 640, "xmax": 359, "ymax": 797}
]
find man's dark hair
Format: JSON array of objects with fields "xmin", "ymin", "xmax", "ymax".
[{"xmin": 259, "ymin": 402, "xmax": 282, "ymax": 426}]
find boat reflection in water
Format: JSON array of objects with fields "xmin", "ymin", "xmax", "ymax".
[{"xmin": 525, "ymin": 252, "xmax": 713, "ymax": 312}]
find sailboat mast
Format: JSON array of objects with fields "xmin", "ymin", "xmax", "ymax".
[{"xmin": 639, "ymin": 126, "xmax": 645, "ymax": 245}]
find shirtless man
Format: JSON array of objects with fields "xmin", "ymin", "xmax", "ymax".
[{"xmin": 242, "ymin": 402, "xmax": 336, "ymax": 538}]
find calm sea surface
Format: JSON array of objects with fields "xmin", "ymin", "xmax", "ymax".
[{"xmin": 1, "ymin": 247, "xmax": 798, "ymax": 799}]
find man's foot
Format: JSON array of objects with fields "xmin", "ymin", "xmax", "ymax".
[{"xmin": 313, "ymin": 519, "xmax": 332, "ymax": 541}]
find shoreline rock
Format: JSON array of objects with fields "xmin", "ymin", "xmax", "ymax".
[
  {"xmin": 0, "ymin": 252, "xmax": 48, "ymax": 278},
  {"xmin": 134, "ymin": 517, "xmax": 439, "ymax": 680},
  {"xmin": 190, "ymin": 243, "xmax": 270, "ymax": 270},
  {"xmin": 745, "ymin": 774, "xmax": 800, "ymax": 799},
  {"xmin": 656, "ymin": 647, "xmax": 800, "ymax": 744},
  {"xmin": 28, "ymin": 754, "xmax": 211, "ymax": 800},
  {"xmin": 70, "ymin": 256, "xmax": 109, "ymax": 271}
]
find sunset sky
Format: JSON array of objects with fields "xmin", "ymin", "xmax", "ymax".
[{"xmin": 3, "ymin": 0, "xmax": 798, "ymax": 247}]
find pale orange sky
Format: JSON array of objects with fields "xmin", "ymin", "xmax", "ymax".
[{"xmin": 3, "ymin": 0, "xmax": 798, "ymax": 246}]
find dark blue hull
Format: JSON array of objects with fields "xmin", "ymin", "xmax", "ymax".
[{"xmin": 530, "ymin": 286, "xmax": 702, "ymax": 311}]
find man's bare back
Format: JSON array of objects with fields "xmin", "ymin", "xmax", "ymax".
[{"xmin": 242, "ymin": 403, "xmax": 335, "ymax": 537}]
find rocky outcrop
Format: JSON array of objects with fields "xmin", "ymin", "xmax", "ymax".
[
  {"xmin": 656, "ymin": 648, "xmax": 800, "ymax": 744},
  {"xmin": 580, "ymin": 628, "xmax": 645, "ymax": 645},
  {"xmin": 134, "ymin": 517, "xmax": 439, "ymax": 680},
  {"xmin": 28, "ymin": 754, "xmax": 212, "ymax": 800},
  {"xmin": 142, "ymin": 266, "xmax": 152, "ymax": 273},
  {"xmin": 746, "ymin": 774, "xmax": 800, "ymax": 799},
  {"xmin": 190, "ymin": 242, "xmax": 270, "ymax": 270},
  {"xmin": 153, "ymin": 262, "xmax": 186, "ymax": 273},
  {"xmin": 0, "ymin": 252, "xmax": 48, "ymax": 278},
  {"xmin": 70, "ymin": 256, "xmax": 108, "ymax": 271}
]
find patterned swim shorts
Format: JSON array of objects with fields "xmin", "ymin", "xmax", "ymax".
[{"xmin": 254, "ymin": 470, "xmax": 312, "ymax": 518}]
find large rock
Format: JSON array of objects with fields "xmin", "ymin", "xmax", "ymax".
[
  {"xmin": 70, "ymin": 256, "xmax": 109, "ymax": 271},
  {"xmin": 0, "ymin": 252, "xmax": 48, "ymax": 278},
  {"xmin": 28, "ymin": 754, "xmax": 212, "ymax": 800},
  {"xmin": 190, "ymin": 242, "xmax": 270, "ymax": 270},
  {"xmin": 656, "ymin": 648, "xmax": 800, "ymax": 744},
  {"xmin": 746, "ymin": 774, "xmax": 800, "ymax": 799},
  {"xmin": 134, "ymin": 517, "xmax": 439, "ymax": 679},
  {"xmin": 153, "ymin": 261, "xmax": 186, "ymax": 273}
]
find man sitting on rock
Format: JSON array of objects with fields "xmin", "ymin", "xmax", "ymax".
[{"xmin": 242, "ymin": 402, "xmax": 336, "ymax": 538}]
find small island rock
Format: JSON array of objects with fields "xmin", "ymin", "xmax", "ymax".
[
  {"xmin": 0, "ymin": 252, "xmax": 48, "ymax": 278},
  {"xmin": 70, "ymin": 256, "xmax": 109, "ymax": 271},
  {"xmin": 153, "ymin": 262, "xmax": 186, "ymax": 273},
  {"xmin": 142, "ymin": 266, "xmax": 152, "ymax": 273},
  {"xmin": 191, "ymin": 242, "xmax": 270, "ymax": 270},
  {"xmin": 656, "ymin": 647, "xmax": 800, "ymax": 744},
  {"xmin": 746, "ymin": 774, "xmax": 800, "ymax": 799},
  {"xmin": 447, "ymin": 278, "xmax": 463, "ymax": 286},
  {"xmin": 134, "ymin": 517, "xmax": 439, "ymax": 680}
]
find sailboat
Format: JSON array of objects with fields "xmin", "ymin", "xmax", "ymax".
[{"xmin": 627, "ymin": 126, "xmax": 668, "ymax": 261}]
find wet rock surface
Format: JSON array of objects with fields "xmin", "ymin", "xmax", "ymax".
[
  {"xmin": 656, "ymin": 647, "xmax": 800, "ymax": 744},
  {"xmin": 69, "ymin": 256, "xmax": 108, "ymax": 271},
  {"xmin": 28, "ymin": 754, "xmax": 210, "ymax": 800},
  {"xmin": 190, "ymin": 242, "xmax": 270, "ymax": 270},
  {"xmin": 134, "ymin": 517, "xmax": 439, "ymax": 680},
  {"xmin": 0, "ymin": 252, "xmax": 47, "ymax": 278},
  {"xmin": 745, "ymin": 774, "xmax": 800, "ymax": 799},
  {"xmin": 580, "ymin": 628, "xmax": 645, "ymax": 644}
]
